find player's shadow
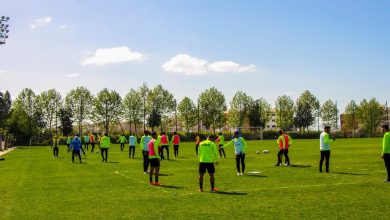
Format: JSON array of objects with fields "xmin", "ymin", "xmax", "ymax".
[
  {"xmin": 290, "ymin": 164, "xmax": 312, "ymax": 168},
  {"xmin": 159, "ymin": 173, "xmax": 174, "ymax": 176},
  {"xmin": 215, "ymin": 191, "xmax": 247, "ymax": 196},
  {"xmin": 160, "ymin": 185, "xmax": 184, "ymax": 189},
  {"xmin": 107, "ymin": 161, "xmax": 120, "ymax": 164},
  {"xmin": 332, "ymin": 172, "xmax": 368, "ymax": 176}
]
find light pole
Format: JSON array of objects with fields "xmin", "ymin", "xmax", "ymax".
[{"xmin": 0, "ymin": 16, "xmax": 10, "ymax": 45}]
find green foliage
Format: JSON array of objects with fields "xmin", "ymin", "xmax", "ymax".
[
  {"xmin": 356, "ymin": 98, "xmax": 384, "ymax": 136},
  {"xmin": 341, "ymin": 100, "xmax": 359, "ymax": 133},
  {"xmin": 248, "ymin": 98, "xmax": 271, "ymax": 129},
  {"xmin": 321, "ymin": 99, "xmax": 338, "ymax": 129},
  {"xmin": 59, "ymin": 107, "xmax": 73, "ymax": 136},
  {"xmin": 275, "ymin": 95, "xmax": 294, "ymax": 130},
  {"xmin": 0, "ymin": 90, "xmax": 12, "ymax": 128},
  {"xmin": 36, "ymin": 89, "xmax": 62, "ymax": 134},
  {"xmin": 198, "ymin": 87, "xmax": 227, "ymax": 133},
  {"xmin": 122, "ymin": 89, "xmax": 143, "ymax": 134},
  {"xmin": 92, "ymin": 88, "xmax": 123, "ymax": 135},
  {"xmin": 294, "ymin": 90, "xmax": 320, "ymax": 131},
  {"xmin": 177, "ymin": 97, "xmax": 197, "ymax": 133},
  {"xmin": 227, "ymin": 91, "xmax": 252, "ymax": 128},
  {"xmin": 65, "ymin": 87, "xmax": 93, "ymax": 135}
]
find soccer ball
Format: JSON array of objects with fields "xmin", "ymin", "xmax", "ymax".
[
  {"xmin": 263, "ymin": 150, "xmax": 269, "ymax": 154},
  {"xmin": 256, "ymin": 151, "xmax": 260, "ymax": 154}
]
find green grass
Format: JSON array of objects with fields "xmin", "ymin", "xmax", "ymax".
[{"xmin": 1, "ymin": 138, "xmax": 390, "ymax": 219}]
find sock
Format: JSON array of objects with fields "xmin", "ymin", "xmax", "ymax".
[
  {"xmin": 150, "ymin": 176, "xmax": 153, "ymax": 182},
  {"xmin": 199, "ymin": 182, "xmax": 203, "ymax": 189},
  {"xmin": 211, "ymin": 182, "xmax": 215, "ymax": 189},
  {"xmin": 155, "ymin": 176, "xmax": 159, "ymax": 182}
]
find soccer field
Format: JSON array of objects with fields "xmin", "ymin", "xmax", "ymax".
[{"xmin": 1, "ymin": 138, "xmax": 389, "ymax": 219}]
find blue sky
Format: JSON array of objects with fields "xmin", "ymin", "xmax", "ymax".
[{"xmin": 1, "ymin": 0, "xmax": 389, "ymax": 111}]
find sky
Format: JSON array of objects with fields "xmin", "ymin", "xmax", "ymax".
[{"xmin": 1, "ymin": 0, "xmax": 390, "ymax": 111}]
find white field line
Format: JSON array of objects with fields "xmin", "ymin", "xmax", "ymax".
[
  {"xmin": 114, "ymin": 171, "xmax": 169, "ymax": 193},
  {"xmin": 177, "ymin": 181, "xmax": 371, "ymax": 196},
  {"xmin": 0, "ymin": 147, "xmax": 16, "ymax": 157}
]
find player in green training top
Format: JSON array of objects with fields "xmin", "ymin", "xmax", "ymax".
[
  {"xmin": 117, "ymin": 134, "xmax": 127, "ymax": 152},
  {"xmin": 381, "ymin": 124, "xmax": 390, "ymax": 182},
  {"xmin": 319, "ymin": 126, "xmax": 336, "ymax": 173},
  {"xmin": 100, "ymin": 133, "xmax": 111, "ymax": 162},
  {"xmin": 198, "ymin": 135, "xmax": 219, "ymax": 192},
  {"xmin": 216, "ymin": 132, "xmax": 226, "ymax": 158}
]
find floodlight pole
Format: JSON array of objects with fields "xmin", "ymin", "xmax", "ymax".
[{"xmin": 175, "ymin": 99, "xmax": 178, "ymax": 132}]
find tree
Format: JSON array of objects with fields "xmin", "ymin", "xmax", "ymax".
[
  {"xmin": 248, "ymin": 98, "xmax": 271, "ymax": 132},
  {"xmin": 65, "ymin": 87, "xmax": 93, "ymax": 136},
  {"xmin": 138, "ymin": 82, "xmax": 150, "ymax": 130},
  {"xmin": 198, "ymin": 87, "xmax": 227, "ymax": 134},
  {"xmin": 13, "ymin": 88, "xmax": 39, "ymax": 145},
  {"xmin": 294, "ymin": 90, "xmax": 320, "ymax": 132},
  {"xmin": 92, "ymin": 88, "xmax": 123, "ymax": 135},
  {"xmin": 321, "ymin": 99, "xmax": 338, "ymax": 129},
  {"xmin": 0, "ymin": 90, "xmax": 12, "ymax": 128},
  {"xmin": 341, "ymin": 100, "xmax": 359, "ymax": 134},
  {"xmin": 227, "ymin": 91, "xmax": 252, "ymax": 129},
  {"xmin": 123, "ymin": 89, "xmax": 143, "ymax": 134},
  {"xmin": 177, "ymin": 97, "xmax": 197, "ymax": 134},
  {"xmin": 37, "ymin": 89, "xmax": 62, "ymax": 135},
  {"xmin": 275, "ymin": 95, "xmax": 295, "ymax": 130},
  {"xmin": 59, "ymin": 107, "xmax": 73, "ymax": 136},
  {"xmin": 147, "ymin": 85, "xmax": 175, "ymax": 131},
  {"xmin": 356, "ymin": 98, "xmax": 384, "ymax": 136}
]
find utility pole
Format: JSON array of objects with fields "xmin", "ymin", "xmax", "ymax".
[
  {"xmin": 143, "ymin": 96, "xmax": 146, "ymax": 131},
  {"xmin": 197, "ymin": 98, "xmax": 200, "ymax": 134},
  {"xmin": 175, "ymin": 99, "xmax": 178, "ymax": 132}
]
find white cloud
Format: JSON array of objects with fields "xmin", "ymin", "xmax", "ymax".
[
  {"xmin": 208, "ymin": 61, "xmax": 256, "ymax": 73},
  {"xmin": 81, "ymin": 46, "xmax": 145, "ymax": 66},
  {"xmin": 162, "ymin": 54, "xmax": 256, "ymax": 75},
  {"xmin": 30, "ymin": 17, "xmax": 52, "ymax": 29},
  {"xmin": 0, "ymin": 70, "xmax": 5, "ymax": 74},
  {"xmin": 162, "ymin": 54, "xmax": 208, "ymax": 75},
  {"xmin": 58, "ymin": 24, "xmax": 76, "ymax": 32},
  {"xmin": 64, "ymin": 73, "xmax": 80, "ymax": 78}
]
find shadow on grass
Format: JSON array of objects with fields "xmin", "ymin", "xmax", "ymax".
[
  {"xmin": 332, "ymin": 172, "xmax": 368, "ymax": 176},
  {"xmin": 159, "ymin": 173, "xmax": 175, "ymax": 176},
  {"xmin": 215, "ymin": 191, "xmax": 247, "ymax": 196},
  {"xmin": 107, "ymin": 161, "xmax": 120, "ymax": 164},
  {"xmin": 290, "ymin": 164, "xmax": 312, "ymax": 168},
  {"xmin": 160, "ymin": 185, "xmax": 184, "ymax": 189}
]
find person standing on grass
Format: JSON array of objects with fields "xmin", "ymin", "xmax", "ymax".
[
  {"xmin": 275, "ymin": 130, "xmax": 292, "ymax": 166},
  {"xmin": 52, "ymin": 135, "xmax": 60, "ymax": 158},
  {"xmin": 70, "ymin": 135, "xmax": 82, "ymax": 163},
  {"xmin": 381, "ymin": 124, "xmax": 390, "ymax": 182},
  {"xmin": 319, "ymin": 126, "xmax": 336, "ymax": 173},
  {"xmin": 66, "ymin": 135, "xmax": 72, "ymax": 153},
  {"xmin": 216, "ymin": 132, "xmax": 226, "ymax": 158},
  {"xmin": 84, "ymin": 133, "xmax": 89, "ymax": 151},
  {"xmin": 90, "ymin": 133, "xmax": 96, "ymax": 153},
  {"xmin": 128, "ymin": 134, "xmax": 137, "ymax": 159},
  {"xmin": 159, "ymin": 132, "xmax": 170, "ymax": 160},
  {"xmin": 171, "ymin": 132, "xmax": 180, "ymax": 158},
  {"xmin": 223, "ymin": 130, "xmax": 247, "ymax": 176},
  {"xmin": 117, "ymin": 134, "xmax": 127, "ymax": 152},
  {"xmin": 195, "ymin": 133, "xmax": 200, "ymax": 156},
  {"xmin": 100, "ymin": 133, "xmax": 111, "ymax": 162},
  {"xmin": 148, "ymin": 132, "xmax": 161, "ymax": 186},
  {"xmin": 140, "ymin": 130, "xmax": 151, "ymax": 174},
  {"xmin": 198, "ymin": 135, "xmax": 219, "ymax": 192}
]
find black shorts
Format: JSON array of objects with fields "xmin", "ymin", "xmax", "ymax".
[
  {"xmin": 149, "ymin": 158, "xmax": 160, "ymax": 167},
  {"xmin": 199, "ymin": 163, "xmax": 215, "ymax": 174}
]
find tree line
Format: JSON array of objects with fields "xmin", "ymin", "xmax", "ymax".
[{"xmin": 0, "ymin": 85, "xmax": 387, "ymax": 145}]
